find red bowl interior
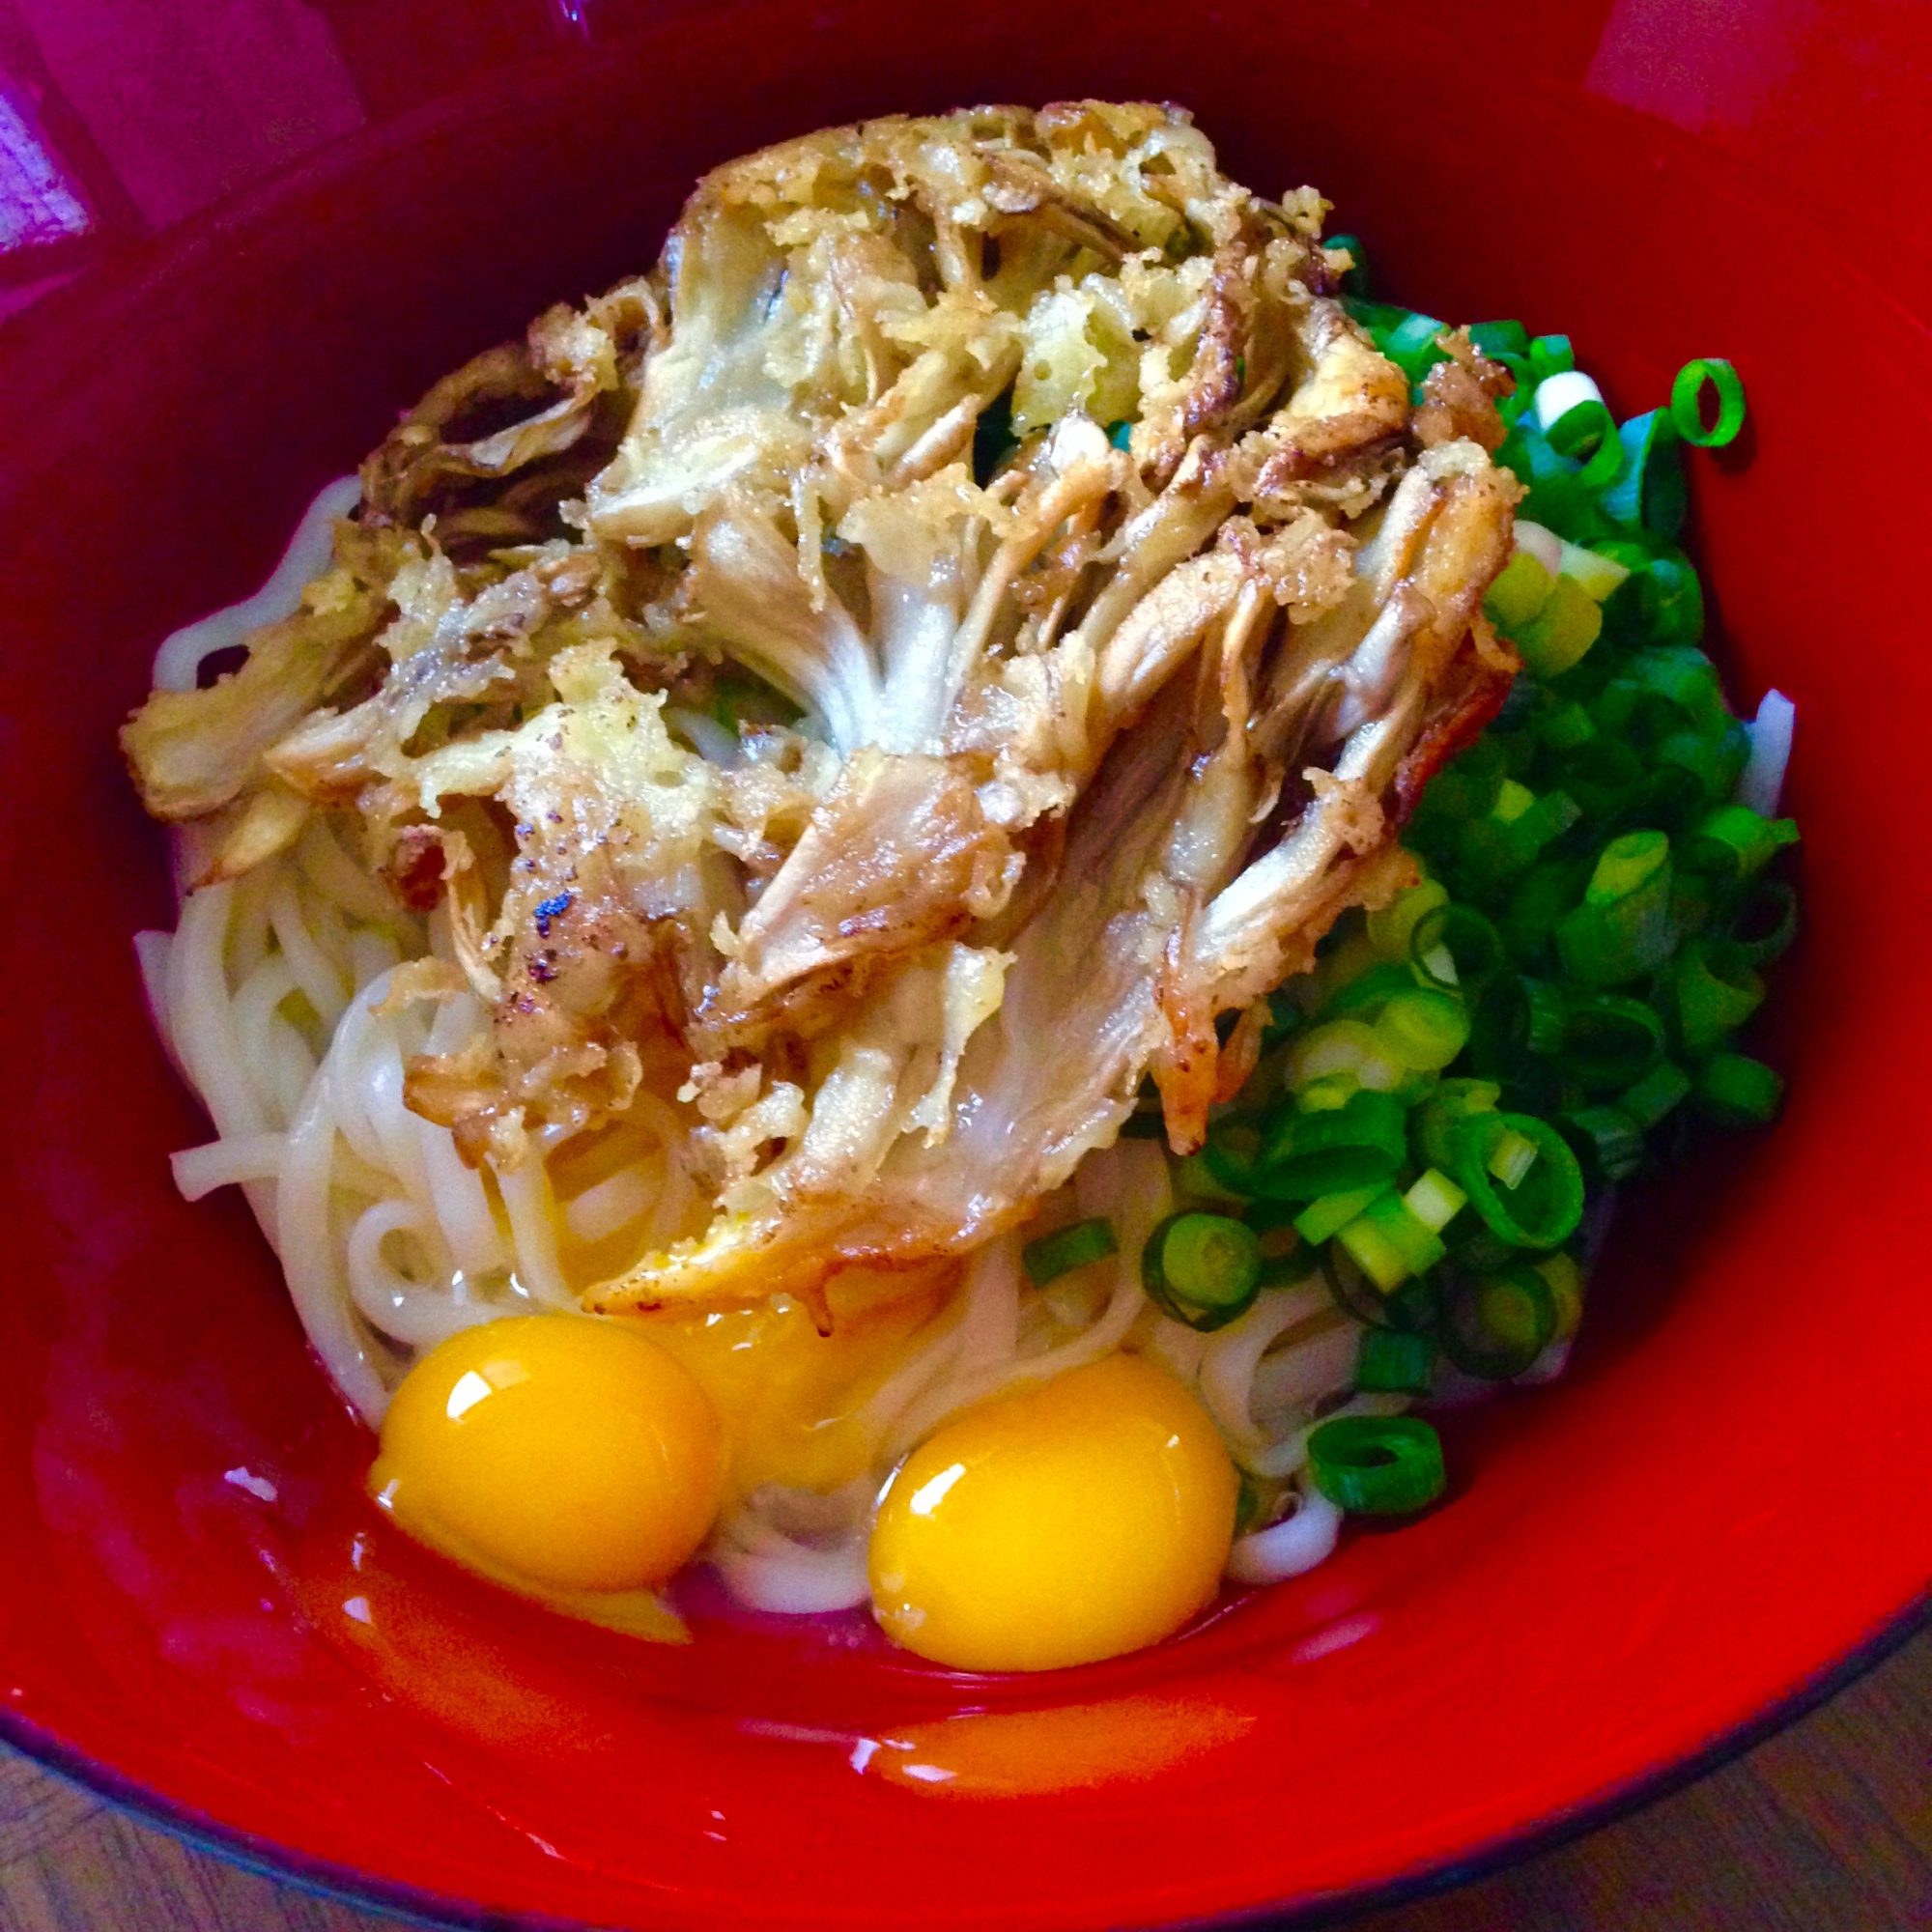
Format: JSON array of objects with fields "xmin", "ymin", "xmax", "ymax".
[{"xmin": 3, "ymin": 3, "xmax": 1930, "ymax": 1926}]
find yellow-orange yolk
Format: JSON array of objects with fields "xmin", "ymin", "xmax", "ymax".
[
  {"xmin": 867, "ymin": 1353, "xmax": 1238, "ymax": 1672},
  {"xmin": 371, "ymin": 1315, "xmax": 724, "ymax": 1596},
  {"xmin": 641, "ymin": 1270, "xmax": 952, "ymax": 1501}
]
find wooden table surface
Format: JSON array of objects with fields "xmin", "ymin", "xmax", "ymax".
[{"xmin": 2, "ymin": 1624, "xmax": 1925, "ymax": 1932}]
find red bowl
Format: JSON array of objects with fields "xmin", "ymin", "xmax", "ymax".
[{"xmin": 2, "ymin": 3, "xmax": 1928, "ymax": 1926}]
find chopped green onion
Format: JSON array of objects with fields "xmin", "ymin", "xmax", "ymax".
[
  {"xmin": 1493, "ymin": 778, "xmax": 1535, "ymax": 824},
  {"xmin": 1725, "ymin": 877, "xmax": 1799, "ymax": 969},
  {"xmin": 1141, "ymin": 1212, "xmax": 1264, "ymax": 1331},
  {"xmin": 1414, "ymin": 1079, "xmax": 1502, "ymax": 1171},
  {"xmin": 1559, "ymin": 1104, "xmax": 1646, "ymax": 1182},
  {"xmin": 1485, "ymin": 550, "xmax": 1555, "ymax": 631},
  {"xmin": 1411, "ymin": 903, "xmax": 1506, "ymax": 992},
  {"xmin": 1655, "ymin": 726, "xmax": 1748, "ymax": 806},
  {"xmin": 1338, "ymin": 1190, "xmax": 1446, "ymax": 1291},
  {"xmin": 1106, "ymin": 418, "xmax": 1134, "ymax": 451},
  {"xmin": 1535, "ymin": 1251, "xmax": 1587, "ymax": 1342},
  {"xmin": 1669, "ymin": 357, "xmax": 1747, "ymax": 448},
  {"xmin": 1539, "ymin": 696, "xmax": 1598, "ymax": 752},
  {"xmin": 1378, "ymin": 310, "xmax": 1451, "ymax": 383},
  {"xmin": 1318, "ymin": 960, "xmax": 1419, "ymax": 1025},
  {"xmin": 1556, "ymin": 993, "xmax": 1666, "ymax": 1091},
  {"xmin": 1172, "ymin": 1149, "xmax": 1248, "ymax": 1203},
  {"xmin": 1284, "ymin": 1018, "xmax": 1405, "ymax": 1094},
  {"xmin": 1588, "ymin": 828, "xmax": 1670, "ymax": 905},
  {"xmin": 1375, "ymin": 986, "xmax": 1471, "ymax": 1071},
  {"xmin": 1356, "ymin": 1327, "xmax": 1436, "ymax": 1396},
  {"xmin": 1441, "ymin": 1264, "xmax": 1557, "ymax": 1379},
  {"xmin": 1293, "ymin": 1184, "xmax": 1385, "ymax": 1246},
  {"xmin": 1557, "ymin": 541, "xmax": 1631, "ymax": 602},
  {"xmin": 1598, "ymin": 409, "xmax": 1687, "ymax": 539},
  {"xmin": 1557, "ymin": 833, "xmax": 1676, "ymax": 985},
  {"xmin": 1618, "ymin": 1057, "xmax": 1691, "ymax": 1130},
  {"xmin": 1259, "ymin": 1088, "xmax": 1409, "ymax": 1199},
  {"xmin": 1321, "ymin": 1242, "xmax": 1441, "ymax": 1332},
  {"xmin": 1468, "ymin": 319, "xmax": 1529, "ymax": 358},
  {"xmin": 1366, "ymin": 878, "xmax": 1451, "ymax": 963},
  {"xmin": 1487, "ymin": 1127, "xmax": 1540, "ymax": 1190},
  {"xmin": 1671, "ymin": 939, "xmax": 1765, "ymax": 1057},
  {"xmin": 1022, "ymin": 1216, "xmax": 1118, "ymax": 1287},
  {"xmin": 1522, "ymin": 977, "xmax": 1570, "ymax": 1056},
  {"xmin": 1510, "ymin": 574, "xmax": 1604, "ymax": 678},
  {"xmin": 1694, "ymin": 1051, "xmax": 1783, "ymax": 1126},
  {"xmin": 1307, "ymin": 1415, "xmax": 1447, "ymax": 1514},
  {"xmin": 1403, "ymin": 1167, "xmax": 1467, "ymax": 1233},
  {"xmin": 1527, "ymin": 334, "xmax": 1574, "ymax": 381},
  {"xmin": 1629, "ymin": 645, "xmax": 1728, "ymax": 735},
  {"xmin": 1457, "ymin": 786, "xmax": 1584, "ymax": 889},
  {"xmin": 1450, "ymin": 1112, "xmax": 1586, "ymax": 1249},
  {"xmin": 1534, "ymin": 376, "xmax": 1622, "ymax": 489},
  {"xmin": 1681, "ymin": 803, "xmax": 1800, "ymax": 882}
]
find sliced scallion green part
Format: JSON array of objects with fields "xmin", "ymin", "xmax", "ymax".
[
  {"xmin": 1725, "ymin": 877, "xmax": 1799, "ymax": 969},
  {"xmin": 1617, "ymin": 1057, "xmax": 1692, "ymax": 1130},
  {"xmin": 1485, "ymin": 550, "xmax": 1554, "ymax": 631},
  {"xmin": 1141, "ymin": 1212, "xmax": 1264, "ymax": 1331},
  {"xmin": 1671, "ymin": 939, "xmax": 1766, "ymax": 1058},
  {"xmin": 1468, "ymin": 319, "xmax": 1529, "ymax": 358},
  {"xmin": 1487, "ymin": 1127, "xmax": 1541, "ymax": 1190},
  {"xmin": 1307, "ymin": 1415, "xmax": 1447, "ymax": 1513},
  {"xmin": 1527, "ymin": 334, "xmax": 1574, "ymax": 381},
  {"xmin": 1694, "ymin": 1051, "xmax": 1783, "ymax": 1126},
  {"xmin": 1441, "ymin": 1264, "xmax": 1557, "ymax": 1379},
  {"xmin": 1259, "ymin": 1087, "xmax": 1410, "ymax": 1199},
  {"xmin": 1559, "ymin": 1104, "xmax": 1645, "ymax": 1182},
  {"xmin": 1338, "ymin": 1190, "xmax": 1446, "ymax": 1291},
  {"xmin": 1366, "ymin": 878, "xmax": 1451, "ymax": 963},
  {"xmin": 1285, "ymin": 1017, "xmax": 1404, "ymax": 1094},
  {"xmin": 1403, "ymin": 1167, "xmax": 1467, "ymax": 1233},
  {"xmin": 1598, "ymin": 409, "xmax": 1687, "ymax": 539},
  {"xmin": 1356, "ymin": 1327, "xmax": 1436, "ymax": 1396},
  {"xmin": 1414, "ymin": 1079, "xmax": 1503, "ymax": 1172},
  {"xmin": 1450, "ymin": 1112, "xmax": 1586, "ymax": 1249},
  {"xmin": 1557, "ymin": 832, "xmax": 1677, "ymax": 985},
  {"xmin": 1375, "ymin": 986, "xmax": 1472, "ymax": 1072},
  {"xmin": 1318, "ymin": 960, "xmax": 1419, "ymax": 1026},
  {"xmin": 1681, "ymin": 803, "xmax": 1800, "ymax": 882},
  {"xmin": 1669, "ymin": 357, "xmax": 1747, "ymax": 448},
  {"xmin": 1293, "ymin": 1184, "xmax": 1385, "ymax": 1246},
  {"xmin": 1556, "ymin": 993, "xmax": 1667, "ymax": 1091},
  {"xmin": 1522, "ymin": 977, "xmax": 1570, "ymax": 1056},
  {"xmin": 1510, "ymin": 574, "xmax": 1603, "ymax": 678},
  {"xmin": 1411, "ymin": 903, "xmax": 1506, "ymax": 992},
  {"xmin": 1536, "ymin": 1251, "xmax": 1587, "ymax": 1342},
  {"xmin": 1022, "ymin": 1216, "xmax": 1119, "ymax": 1287},
  {"xmin": 1558, "ymin": 541, "xmax": 1631, "ymax": 602}
]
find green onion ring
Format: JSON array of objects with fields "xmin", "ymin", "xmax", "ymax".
[
  {"xmin": 1669, "ymin": 357, "xmax": 1747, "ymax": 447},
  {"xmin": 1307, "ymin": 1415, "xmax": 1447, "ymax": 1513}
]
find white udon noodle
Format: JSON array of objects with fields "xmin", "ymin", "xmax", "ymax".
[{"xmin": 136, "ymin": 479, "xmax": 1400, "ymax": 1612}]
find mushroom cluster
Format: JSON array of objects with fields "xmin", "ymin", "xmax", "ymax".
[{"xmin": 125, "ymin": 101, "xmax": 1521, "ymax": 1320}]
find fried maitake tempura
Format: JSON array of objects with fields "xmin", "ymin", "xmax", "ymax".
[{"xmin": 125, "ymin": 101, "xmax": 1522, "ymax": 1320}]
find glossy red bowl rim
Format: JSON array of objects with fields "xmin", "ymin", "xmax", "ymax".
[{"xmin": 6, "ymin": 1600, "xmax": 1926, "ymax": 1931}]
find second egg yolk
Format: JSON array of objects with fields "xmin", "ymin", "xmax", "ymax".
[{"xmin": 868, "ymin": 1352, "xmax": 1237, "ymax": 1672}]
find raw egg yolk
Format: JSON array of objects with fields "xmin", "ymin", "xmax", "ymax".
[
  {"xmin": 370, "ymin": 1315, "xmax": 724, "ymax": 1596},
  {"xmin": 868, "ymin": 1352, "xmax": 1237, "ymax": 1672}
]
